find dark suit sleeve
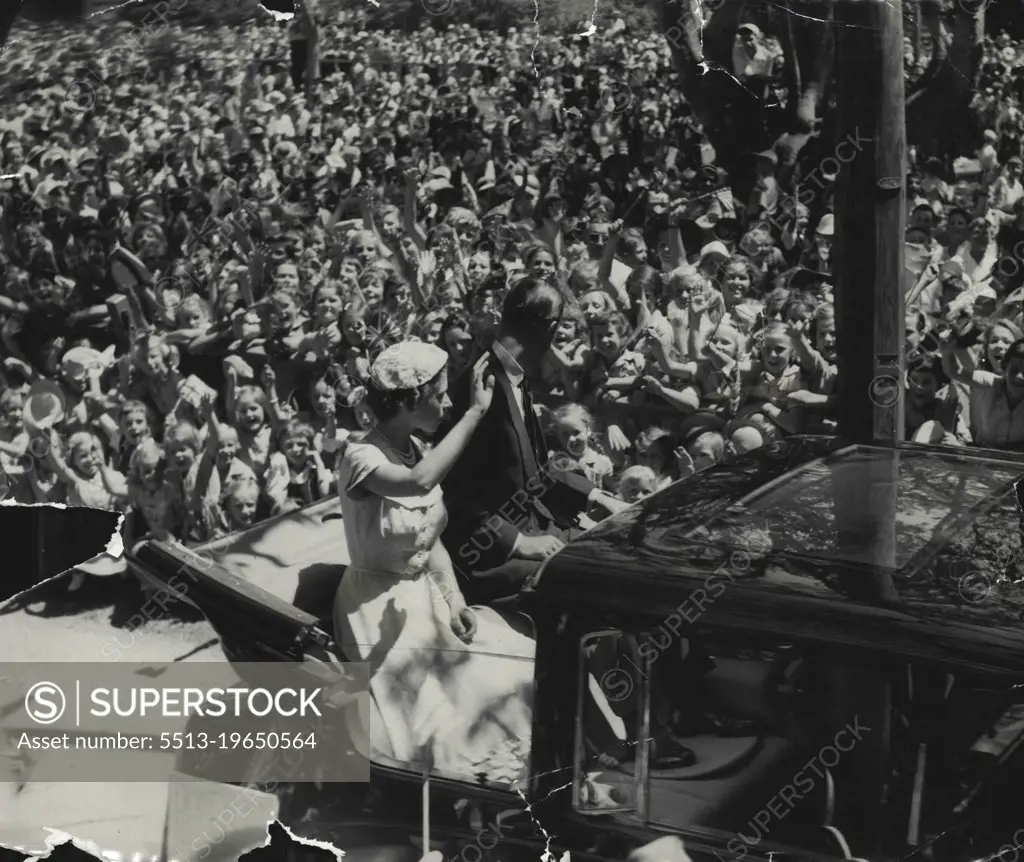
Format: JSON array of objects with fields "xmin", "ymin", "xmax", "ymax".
[
  {"xmin": 539, "ymin": 449, "xmax": 596, "ymax": 517},
  {"xmin": 441, "ymin": 368, "xmax": 522, "ymax": 571}
]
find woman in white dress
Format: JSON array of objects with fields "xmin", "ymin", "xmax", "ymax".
[{"xmin": 334, "ymin": 342, "xmax": 535, "ymax": 786}]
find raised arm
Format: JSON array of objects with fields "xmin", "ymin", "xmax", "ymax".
[
  {"xmin": 109, "ymin": 246, "xmax": 163, "ymax": 328},
  {"xmin": 42, "ymin": 430, "xmax": 81, "ymax": 490},
  {"xmin": 686, "ymin": 293, "xmax": 715, "ymax": 359},
  {"xmin": 664, "ymin": 218, "xmax": 689, "ymax": 270},
  {"xmin": 599, "ymin": 222, "xmax": 630, "ymax": 306},
  {"xmin": 98, "ymin": 463, "xmax": 130, "ymax": 506},
  {"xmin": 0, "ymin": 295, "xmax": 30, "ymax": 316},
  {"xmin": 941, "ymin": 335, "xmax": 986, "ymax": 388},
  {"xmin": 260, "ymin": 365, "xmax": 287, "ymax": 435},
  {"xmin": 402, "ymin": 167, "xmax": 428, "ymax": 252},
  {"xmin": 192, "ymin": 395, "xmax": 224, "ymax": 506},
  {"xmin": 224, "ymin": 364, "xmax": 238, "ymax": 421},
  {"xmin": 67, "ymin": 304, "xmax": 112, "ymax": 328}
]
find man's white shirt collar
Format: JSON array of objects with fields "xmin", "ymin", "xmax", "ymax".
[{"xmin": 493, "ymin": 341, "xmax": 525, "ymax": 387}]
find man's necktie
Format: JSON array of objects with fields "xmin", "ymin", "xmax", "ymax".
[{"xmin": 520, "ymin": 380, "xmax": 542, "ymax": 462}]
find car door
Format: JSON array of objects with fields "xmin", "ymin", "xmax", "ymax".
[{"xmin": 570, "ymin": 626, "xmax": 894, "ymax": 862}]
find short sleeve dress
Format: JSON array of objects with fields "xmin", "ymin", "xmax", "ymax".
[{"xmin": 332, "ymin": 435, "xmax": 534, "ymax": 786}]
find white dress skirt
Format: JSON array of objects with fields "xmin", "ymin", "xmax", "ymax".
[{"xmin": 333, "ymin": 437, "xmax": 535, "ymax": 787}]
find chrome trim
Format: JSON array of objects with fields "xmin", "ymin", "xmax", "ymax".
[
  {"xmin": 573, "ymin": 630, "xmax": 638, "ymax": 816},
  {"xmin": 635, "ymin": 634, "xmax": 651, "ymax": 821},
  {"xmin": 571, "ymin": 631, "xmax": 591, "ymax": 812}
]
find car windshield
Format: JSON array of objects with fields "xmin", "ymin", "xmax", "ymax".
[{"xmin": 682, "ymin": 449, "xmax": 1024, "ymax": 571}]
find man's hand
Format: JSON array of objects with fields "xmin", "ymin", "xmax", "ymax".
[
  {"xmin": 514, "ymin": 534, "xmax": 565, "ymax": 561},
  {"xmin": 591, "ymin": 492, "xmax": 629, "ymax": 516},
  {"xmin": 674, "ymin": 444, "xmax": 695, "ymax": 477},
  {"xmin": 642, "ymin": 375, "xmax": 664, "ymax": 395},
  {"xmin": 785, "ymin": 389, "xmax": 821, "ymax": 406},
  {"xmin": 606, "ymin": 424, "xmax": 631, "ymax": 452},
  {"xmin": 576, "ymin": 513, "xmax": 599, "ymax": 530}
]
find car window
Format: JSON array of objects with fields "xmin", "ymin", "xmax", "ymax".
[
  {"xmin": 575, "ymin": 629, "xmax": 893, "ymax": 862},
  {"xmin": 575, "ymin": 630, "xmax": 642, "ymax": 814},
  {"xmin": 663, "ymin": 451, "xmax": 1022, "ymax": 572}
]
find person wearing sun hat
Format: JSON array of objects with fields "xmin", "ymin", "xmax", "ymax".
[
  {"xmin": 697, "ymin": 240, "xmax": 730, "ymax": 279},
  {"xmin": 988, "ymin": 155, "xmax": 1024, "ymax": 227},
  {"xmin": 331, "ymin": 344, "xmax": 537, "ymax": 781},
  {"xmin": 273, "ymin": 140, "xmax": 300, "ymax": 161},
  {"xmin": 748, "ymin": 147, "xmax": 780, "ymax": 222},
  {"xmin": 733, "ymin": 22, "xmax": 773, "ymax": 90}
]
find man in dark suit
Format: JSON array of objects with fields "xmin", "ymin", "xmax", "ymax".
[
  {"xmin": 439, "ymin": 279, "xmax": 741, "ymax": 770},
  {"xmin": 441, "ymin": 277, "xmax": 625, "ymax": 605}
]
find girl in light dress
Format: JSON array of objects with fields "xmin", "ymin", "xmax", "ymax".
[
  {"xmin": 225, "ymin": 369, "xmax": 274, "ymax": 484},
  {"xmin": 264, "ymin": 418, "xmax": 333, "ymax": 513},
  {"xmin": 0, "ymin": 390, "xmax": 29, "ymax": 499},
  {"xmin": 547, "ymin": 403, "xmax": 614, "ymax": 488},
  {"xmin": 44, "ymin": 429, "xmax": 128, "ymax": 511},
  {"xmin": 123, "ymin": 439, "xmax": 185, "ymax": 548}
]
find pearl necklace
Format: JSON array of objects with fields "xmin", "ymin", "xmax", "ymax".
[{"xmin": 374, "ymin": 430, "xmax": 416, "ymax": 465}]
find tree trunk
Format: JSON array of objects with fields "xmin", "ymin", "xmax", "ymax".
[
  {"xmin": 906, "ymin": 0, "xmax": 983, "ymax": 165},
  {"xmin": 654, "ymin": 0, "xmax": 834, "ymax": 204},
  {"xmin": 656, "ymin": 0, "xmax": 978, "ymax": 198}
]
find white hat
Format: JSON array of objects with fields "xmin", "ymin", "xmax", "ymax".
[
  {"xmin": 274, "ymin": 140, "xmax": 299, "ymax": 159},
  {"xmin": 370, "ymin": 342, "xmax": 449, "ymax": 391},
  {"xmin": 61, "ymin": 346, "xmax": 114, "ymax": 381},
  {"xmin": 40, "ymin": 148, "xmax": 67, "ymax": 169},
  {"xmin": 816, "ymin": 213, "xmax": 835, "ymax": 236},
  {"xmin": 699, "ymin": 240, "xmax": 730, "ymax": 263},
  {"xmin": 23, "ymin": 379, "xmax": 66, "ymax": 435}
]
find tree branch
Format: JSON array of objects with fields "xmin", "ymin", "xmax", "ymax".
[{"xmin": 906, "ymin": 0, "xmax": 947, "ymax": 105}]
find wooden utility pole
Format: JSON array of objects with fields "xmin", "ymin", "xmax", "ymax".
[
  {"xmin": 832, "ymin": 0, "xmax": 904, "ymax": 621},
  {"xmin": 834, "ymin": 0, "xmax": 907, "ymax": 445}
]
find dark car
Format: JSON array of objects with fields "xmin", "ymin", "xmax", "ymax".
[{"xmin": 128, "ymin": 436, "xmax": 1024, "ymax": 862}]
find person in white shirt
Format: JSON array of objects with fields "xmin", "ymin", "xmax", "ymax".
[
  {"xmin": 978, "ymin": 129, "xmax": 1001, "ymax": 192},
  {"xmin": 953, "ymin": 217, "xmax": 1001, "ymax": 287},
  {"xmin": 988, "ymin": 156, "xmax": 1024, "ymax": 226},
  {"xmin": 732, "ymin": 23, "xmax": 775, "ymax": 100}
]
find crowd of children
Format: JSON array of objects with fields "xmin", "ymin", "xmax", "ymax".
[{"xmin": 2, "ymin": 4, "xmax": 1024, "ymax": 552}]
